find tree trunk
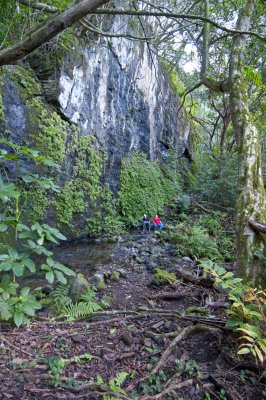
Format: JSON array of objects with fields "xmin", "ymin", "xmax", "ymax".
[{"xmin": 229, "ymin": 0, "xmax": 266, "ymax": 285}]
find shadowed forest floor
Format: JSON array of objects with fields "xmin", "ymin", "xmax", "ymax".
[{"xmin": 0, "ymin": 232, "xmax": 265, "ymax": 400}]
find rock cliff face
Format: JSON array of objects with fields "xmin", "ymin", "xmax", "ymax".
[
  {"xmin": 30, "ymin": 16, "xmax": 192, "ymax": 192},
  {"xmin": 0, "ymin": 14, "xmax": 193, "ymax": 235}
]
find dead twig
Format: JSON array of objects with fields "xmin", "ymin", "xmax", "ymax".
[{"xmin": 0, "ymin": 335, "xmax": 33, "ymax": 356}]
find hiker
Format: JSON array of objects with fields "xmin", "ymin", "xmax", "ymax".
[
  {"xmin": 153, "ymin": 215, "xmax": 164, "ymax": 231},
  {"xmin": 142, "ymin": 214, "xmax": 150, "ymax": 232}
]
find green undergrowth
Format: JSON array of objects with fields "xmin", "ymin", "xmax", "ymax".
[
  {"xmin": 118, "ymin": 152, "xmax": 182, "ymax": 227},
  {"xmin": 202, "ymin": 260, "xmax": 266, "ymax": 363},
  {"xmin": 42, "ymin": 283, "xmax": 109, "ymax": 321},
  {"xmin": 162, "ymin": 211, "xmax": 234, "ymax": 262}
]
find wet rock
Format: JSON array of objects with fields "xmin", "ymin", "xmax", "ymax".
[
  {"xmin": 182, "ymin": 256, "xmax": 193, "ymax": 262},
  {"xmin": 41, "ymin": 285, "xmax": 53, "ymax": 295},
  {"xmin": 121, "ymin": 330, "xmax": 133, "ymax": 346},
  {"xmin": 146, "ymin": 261, "xmax": 157, "ymax": 270},
  {"xmin": 69, "ymin": 273, "xmax": 90, "ymax": 303},
  {"xmin": 89, "ymin": 273, "xmax": 106, "ymax": 290},
  {"xmin": 116, "ymin": 268, "xmax": 127, "ymax": 278}
]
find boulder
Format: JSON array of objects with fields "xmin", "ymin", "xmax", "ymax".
[{"xmin": 69, "ymin": 273, "xmax": 90, "ymax": 303}]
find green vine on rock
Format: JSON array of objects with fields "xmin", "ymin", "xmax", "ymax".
[{"xmin": 118, "ymin": 152, "xmax": 182, "ymax": 226}]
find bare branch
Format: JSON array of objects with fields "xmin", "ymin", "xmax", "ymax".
[
  {"xmin": 17, "ymin": 0, "xmax": 60, "ymax": 13},
  {"xmin": 93, "ymin": 9, "xmax": 266, "ymax": 42},
  {"xmin": 80, "ymin": 18, "xmax": 155, "ymax": 41},
  {"xmin": 177, "ymin": 81, "xmax": 203, "ymax": 114}
]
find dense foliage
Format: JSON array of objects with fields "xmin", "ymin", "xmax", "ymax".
[
  {"xmin": 119, "ymin": 152, "xmax": 182, "ymax": 226},
  {"xmin": 0, "ymin": 140, "xmax": 75, "ymax": 326}
]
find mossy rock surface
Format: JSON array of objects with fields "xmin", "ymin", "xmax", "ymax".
[
  {"xmin": 110, "ymin": 271, "xmax": 120, "ymax": 281},
  {"xmin": 89, "ymin": 273, "xmax": 106, "ymax": 290},
  {"xmin": 152, "ymin": 268, "xmax": 176, "ymax": 286},
  {"xmin": 69, "ymin": 273, "xmax": 90, "ymax": 303}
]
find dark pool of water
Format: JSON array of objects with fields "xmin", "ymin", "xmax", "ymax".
[
  {"xmin": 52, "ymin": 241, "xmax": 114, "ymax": 271},
  {"xmin": 24, "ymin": 241, "xmax": 115, "ymax": 287}
]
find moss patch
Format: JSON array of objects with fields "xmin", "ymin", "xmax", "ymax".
[{"xmin": 152, "ymin": 268, "xmax": 176, "ymax": 286}]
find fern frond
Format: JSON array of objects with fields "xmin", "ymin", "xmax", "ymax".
[
  {"xmin": 63, "ymin": 300, "xmax": 102, "ymax": 321},
  {"xmin": 50, "ymin": 283, "xmax": 70, "ymax": 300},
  {"xmin": 80, "ymin": 288, "xmax": 97, "ymax": 302},
  {"xmin": 49, "ymin": 283, "xmax": 72, "ymax": 314}
]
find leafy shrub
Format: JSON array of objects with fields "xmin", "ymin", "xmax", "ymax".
[
  {"xmin": 165, "ymin": 223, "xmax": 223, "ymax": 261},
  {"xmin": 202, "ymin": 261, "xmax": 266, "ymax": 363},
  {"xmin": 0, "ymin": 139, "xmax": 75, "ymax": 326}
]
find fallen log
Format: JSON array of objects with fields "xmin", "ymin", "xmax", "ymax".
[
  {"xmin": 175, "ymin": 269, "xmax": 215, "ymax": 288},
  {"xmin": 248, "ymin": 219, "xmax": 266, "ymax": 234}
]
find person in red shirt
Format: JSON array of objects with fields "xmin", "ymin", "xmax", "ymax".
[{"xmin": 152, "ymin": 215, "xmax": 164, "ymax": 231}]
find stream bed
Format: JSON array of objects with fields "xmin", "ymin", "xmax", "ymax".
[{"xmin": 24, "ymin": 240, "xmax": 116, "ymax": 287}]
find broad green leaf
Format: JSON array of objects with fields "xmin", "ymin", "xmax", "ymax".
[
  {"xmin": 46, "ymin": 257, "xmax": 55, "ymax": 267},
  {"xmin": 51, "ymin": 230, "xmax": 67, "ymax": 241},
  {"xmin": 45, "ymin": 271, "xmax": 54, "ymax": 284},
  {"xmin": 239, "ymin": 335, "xmax": 255, "ymax": 343},
  {"xmin": 37, "ymin": 237, "xmax": 44, "ymax": 245},
  {"xmin": 22, "ymin": 175, "xmax": 38, "ymax": 183},
  {"xmin": 23, "ymin": 258, "xmax": 36, "ymax": 272},
  {"xmin": 0, "ymin": 223, "xmax": 8, "ymax": 232},
  {"xmin": 237, "ymin": 347, "xmax": 251, "ymax": 355},
  {"xmin": 23, "ymin": 304, "xmax": 36, "ymax": 317},
  {"xmin": 54, "ymin": 263, "xmax": 75, "ymax": 276},
  {"xmin": 254, "ymin": 345, "xmax": 264, "ymax": 363},
  {"xmin": 14, "ymin": 313, "xmax": 24, "ymax": 327},
  {"xmin": 12, "ymin": 263, "xmax": 24, "ymax": 277},
  {"xmin": 8, "ymin": 247, "xmax": 18, "ymax": 259},
  {"xmin": 258, "ymin": 341, "xmax": 266, "ymax": 354},
  {"xmin": 54, "ymin": 270, "xmax": 67, "ymax": 284},
  {"xmin": 237, "ymin": 327, "xmax": 260, "ymax": 339},
  {"xmin": 17, "ymin": 223, "xmax": 30, "ymax": 232},
  {"xmin": 0, "ymin": 261, "xmax": 13, "ymax": 271},
  {"xmin": 226, "ymin": 318, "xmax": 242, "ymax": 327},
  {"xmin": 21, "ymin": 287, "xmax": 30, "ymax": 297}
]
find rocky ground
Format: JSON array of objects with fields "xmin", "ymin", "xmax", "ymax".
[{"xmin": 0, "ymin": 232, "xmax": 265, "ymax": 400}]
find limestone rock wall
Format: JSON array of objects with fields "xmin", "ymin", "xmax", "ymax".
[{"xmin": 0, "ymin": 13, "xmax": 193, "ymax": 236}]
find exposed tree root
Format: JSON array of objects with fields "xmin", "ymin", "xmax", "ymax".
[
  {"xmin": 126, "ymin": 324, "xmax": 222, "ymax": 392},
  {"xmin": 210, "ymin": 374, "xmax": 244, "ymax": 400}
]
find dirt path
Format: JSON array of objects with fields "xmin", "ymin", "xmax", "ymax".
[{"xmin": 0, "ymin": 233, "xmax": 264, "ymax": 399}]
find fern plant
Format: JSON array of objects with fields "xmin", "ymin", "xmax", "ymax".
[
  {"xmin": 96, "ymin": 372, "xmax": 129, "ymax": 399},
  {"xmin": 48, "ymin": 283, "xmax": 72, "ymax": 315},
  {"xmin": 63, "ymin": 289, "xmax": 103, "ymax": 321}
]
